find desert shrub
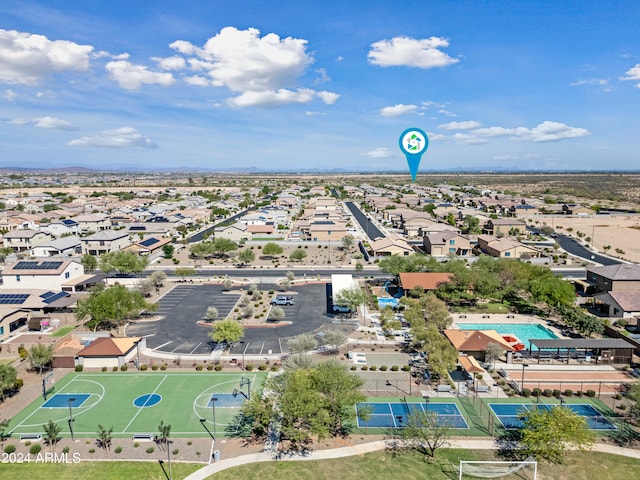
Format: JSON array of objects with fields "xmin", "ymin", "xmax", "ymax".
[
  {"xmin": 532, "ymin": 388, "xmax": 542, "ymax": 398},
  {"xmin": 379, "ymin": 365, "xmax": 388, "ymax": 371},
  {"xmin": 207, "ymin": 364, "xmax": 214, "ymax": 371},
  {"xmin": 151, "ymin": 364, "xmax": 159, "ymax": 371},
  {"xmin": 361, "ymin": 365, "xmax": 368, "ymax": 371},
  {"xmin": 101, "ymin": 366, "xmax": 107, "ymax": 372},
  {"xmin": 401, "ymin": 365, "xmax": 411, "ymax": 371},
  {"xmin": 140, "ymin": 364, "xmax": 148, "ymax": 371},
  {"xmin": 75, "ymin": 365, "xmax": 83, "ymax": 372},
  {"xmin": 146, "ymin": 447, "xmax": 154, "ymax": 454},
  {"xmin": 391, "ymin": 365, "xmax": 399, "ymax": 371},
  {"xmin": 542, "ymin": 389, "xmax": 553, "ymax": 397},
  {"xmin": 30, "ymin": 443, "xmax": 42, "ymax": 455},
  {"xmin": 522, "ymin": 388, "xmax": 531, "ymax": 397},
  {"xmin": 552, "ymin": 389, "xmax": 561, "ymax": 398},
  {"xmin": 270, "ymin": 364, "xmax": 280, "ymax": 372},
  {"xmin": 88, "ymin": 448, "xmax": 95, "ymax": 453},
  {"xmin": 245, "ymin": 364, "xmax": 254, "ymax": 371},
  {"xmin": 114, "ymin": 446, "xmax": 122, "ymax": 454},
  {"xmin": 215, "ymin": 364, "xmax": 223, "ymax": 371},
  {"xmin": 258, "ymin": 364, "xmax": 267, "ymax": 371},
  {"xmin": 160, "ymin": 364, "xmax": 167, "ymax": 371},
  {"xmin": 195, "ymin": 364, "xmax": 203, "ymax": 371},
  {"xmin": 576, "ymin": 390, "xmax": 584, "ymax": 397},
  {"xmin": 4, "ymin": 444, "xmax": 16, "ymax": 454},
  {"xmin": 369, "ymin": 365, "xmax": 377, "ymax": 371},
  {"xmin": 172, "ymin": 448, "xmax": 179, "ymax": 455},
  {"xmin": 564, "ymin": 389, "xmax": 573, "ymax": 397},
  {"xmin": 134, "ymin": 442, "xmax": 140, "ymax": 448},
  {"xmin": 112, "ymin": 366, "xmax": 118, "ymax": 371},
  {"xmin": 62, "ymin": 446, "xmax": 69, "ymax": 454},
  {"xmin": 350, "ymin": 366, "xmax": 357, "ymax": 370},
  {"xmin": 586, "ymin": 389, "xmax": 596, "ymax": 397},
  {"xmin": 120, "ymin": 364, "xmax": 128, "ymax": 371}
]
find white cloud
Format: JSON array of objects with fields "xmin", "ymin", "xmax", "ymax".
[
  {"xmin": 67, "ymin": 126, "xmax": 157, "ymax": 149},
  {"xmin": 305, "ymin": 111, "xmax": 326, "ymax": 116},
  {"xmin": 0, "ymin": 29, "xmax": 93, "ymax": 85},
  {"xmin": 366, "ymin": 147, "xmax": 392, "ymax": 159},
  {"xmin": 169, "ymin": 27, "xmax": 337, "ymax": 107},
  {"xmin": 439, "ymin": 120, "xmax": 481, "ymax": 131},
  {"xmin": 472, "ymin": 126, "xmax": 515, "ymax": 137},
  {"xmin": 452, "ymin": 133, "xmax": 487, "ymax": 145},
  {"xmin": 105, "ymin": 60, "xmax": 175, "ymax": 90},
  {"xmin": 380, "ymin": 104, "xmax": 417, "ymax": 117},
  {"xmin": 438, "ymin": 109, "xmax": 456, "ymax": 117},
  {"xmin": 513, "ymin": 121, "xmax": 590, "ymax": 142},
  {"xmin": 33, "ymin": 116, "xmax": 75, "ymax": 130},
  {"xmin": 426, "ymin": 132, "xmax": 447, "ymax": 141},
  {"xmin": 620, "ymin": 63, "xmax": 640, "ymax": 88},
  {"xmin": 4, "ymin": 89, "xmax": 17, "ymax": 102},
  {"xmin": 570, "ymin": 78, "xmax": 611, "ymax": 92},
  {"xmin": 185, "ymin": 75, "xmax": 210, "ymax": 87},
  {"xmin": 153, "ymin": 55, "xmax": 186, "ymax": 70},
  {"xmin": 314, "ymin": 68, "xmax": 330, "ymax": 83},
  {"xmin": 368, "ymin": 36, "xmax": 458, "ymax": 68}
]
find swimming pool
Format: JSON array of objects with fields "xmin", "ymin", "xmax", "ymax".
[{"xmin": 456, "ymin": 323, "xmax": 558, "ymax": 350}]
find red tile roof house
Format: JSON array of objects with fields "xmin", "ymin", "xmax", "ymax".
[
  {"xmin": 76, "ymin": 336, "xmax": 145, "ymax": 369},
  {"xmin": 398, "ymin": 272, "xmax": 454, "ymax": 295}
]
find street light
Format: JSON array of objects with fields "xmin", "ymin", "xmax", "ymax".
[
  {"xmin": 521, "ymin": 363, "xmax": 529, "ymax": 394},
  {"xmin": 167, "ymin": 439, "xmax": 173, "ymax": 480},
  {"xmin": 423, "ymin": 394, "xmax": 430, "ymax": 413},
  {"xmin": 68, "ymin": 397, "xmax": 76, "ymax": 441},
  {"xmin": 134, "ymin": 339, "xmax": 141, "ymax": 370},
  {"xmin": 211, "ymin": 397, "xmax": 218, "ymax": 439},
  {"xmin": 241, "ymin": 342, "xmax": 250, "ymax": 371}
]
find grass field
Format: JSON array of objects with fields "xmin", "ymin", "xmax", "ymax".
[
  {"xmin": 7, "ymin": 372, "xmax": 266, "ymax": 438},
  {"xmin": 51, "ymin": 325, "xmax": 76, "ymax": 337}
]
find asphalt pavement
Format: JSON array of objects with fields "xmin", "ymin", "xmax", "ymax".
[{"xmin": 344, "ymin": 201, "xmax": 384, "ymax": 241}]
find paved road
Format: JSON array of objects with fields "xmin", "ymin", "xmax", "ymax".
[
  {"xmin": 144, "ymin": 267, "xmax": 391, "ymax": 279},
  {"xmin": 344, "ymin": 201, "xmax": 384, "ymax": 241},
  {"xmin": 187, "ymin": 208, "xmax": 251, "ymax": 243},
  {"xmin": 551, "ymin": 233, "xmax": 620, "ymax": 266}
]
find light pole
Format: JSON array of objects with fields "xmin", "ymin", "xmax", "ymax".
[
  {"xmin": 68, "ymin": 397, "xmax": 76, "ymax": 441},
  {"xmin": 134, "ymin": 339, "xmax": 141, "ymax": 370},
  {"xmin": 211, "ymin": 397, "xmax": 218, "ymax": 439},
  {"xmin": 423, "ymin": 394, "xmax": 430, "ymax": 414},
  {"xmin": 521, "ymin": 363, "xmax": 529, "ymax": 394},
  {"xmin": 241, "ymin": 342, "xmax": 250, "ymax": 371},
  {"xmin": 167, "ymin": 439, "xmax": 173, "ymax": 480}
]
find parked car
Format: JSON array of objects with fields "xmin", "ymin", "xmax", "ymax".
[
  {"xmin": 271, "ymin": 295, "xmax": 294, "ymax": 306},
  {"xmin": 332, "ymin": 304, "xmax": 352, "ymax": 314}
]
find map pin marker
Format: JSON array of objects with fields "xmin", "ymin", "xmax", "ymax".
[{"xmin": 399, "ymin": 127, "xmax": 429, "ymax": 182}]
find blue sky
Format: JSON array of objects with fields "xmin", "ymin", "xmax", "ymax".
[{"xmin": 2, "ymin": 1, "xmax": 640, "ymax": 172}]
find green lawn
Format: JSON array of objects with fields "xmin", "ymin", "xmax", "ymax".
[
  {"xmin": 0, "ymin": 461, "xmax": 201, "ymax": 480},
  {"xmin": 7, "ymin": 372, "xmax": 266, "ymax": 439},
  {"xmin": 207, "ymin": 449, "xmax": 640, "ymax": 480},
  {"xmin": 52, "ymin": 325, "xmax": 76, "ymax": 337}
]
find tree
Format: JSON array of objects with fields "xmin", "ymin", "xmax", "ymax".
[
  {"xmin": 290, "ymin": 249, "xmax": 307, "ymax": 262},
  {"xmin": 96, "ymin": 424, "xmax": 113, "ymax": 451},
  {"xmin": 0, "ymin": 364, "xmax": 18, "ymax": 401},
  {"xmin": 136, "ymin": 278, "xmax": 154, "ymax": 297},
  {"xmin": 461, "ymin": 215, "xmax": 481, "ymax": 234},
  {"xmin": 209, "ymin": 319, "xmax": 244, "ymax": 346},
  {"xmin": 99, "ymin": 251, "xmax": 149, "ymax": 275},
  {"xmin": 237, "ymin": 248, "xmax": 255, "ymax": 265},
  {"xmin": 575, "ymin": 315, "xmax": 604, "ymax": 338},
  {"xmin": 81, "ymin": 254, "xmax": 98, "ymax": 273},
  {"xmin": 262, "ymin": 242, "xmax": 283, "ymax": 257},
  {"xmin": 190, "ymin": 241, "xmax": 214, "ymax": 259},
  {"xmin": 212, "ymin": 238, "xmax": 237, "ymax": 257},
  {"xmin": 280, "ymin": 278, "xmax": 291, "ymax": 291},
  {"xmin": 75, "ymin": 283, "xmax": 156, "ymax": 331},
  {"xmin": 400, "ymin": 409, "xmax": 452, "ymax": 458},
  {"xmin": 223, "ymin": 278, "xmax": 233, "ymax": 290},
  {"xmin": 334, "ymin": 286, "xmax": 366, "ymax": 320},
  {"xmin": 149, "ymin": 271, "xmax": 166, "ymax": 288},
  {"xmin": 174, "ymin": 267, "xmax": 197, "ymax": 281},
  {"xmin": 286, "ymin": 271, "xmax": 295, "ymax": 281},
  {"xmin": 43, "ymin": 420, "xmax": 62, "ymax": 451},
  {"xmin": 518, "ymin": 405, "xmax": 594, "ymax": 463},
  {"xmin": 485, "ymin": 342, "xmax": 505, "ymax": 369},
  {"xmin": 420, "ymin": 292, "xmax": 452, "ymax": 329},
  {"xmin": 283, "ymin": 354, "xmax": 314, "ymax": 371},
  {"xmin": 287, "ymin": 333, "xmax": 318, "ymax": 354},
  {"xmin": 322, "ymin": 328, "xmax": 347, "ymax": 353},
  {"xmin": 205, "ymin": 306, "xmax": 219, "ymax": 321},
  {"xmin": 378, "ymin": 306, "xmax": 397, "ymax": 330},
  {"xmin": 28, "ymin": 343, "xmax": 54, "ymax": 373},
  {"xmin": 157, "ymin": 420, "xmax": 171, "ymax": 447},
  {"xmin": 341, "ymin": 235, "xmax": 354, "ymax": 251},
  {"xmin": 269, "ymin": 306, "xmax": 285, "ymax": 321},
  {"xmin": 418, "ymin": 325, "xmax": 457, "ymax": 381},
  {"xmin": 162, "ymin": 244, "xmax": 174, "ymax": 259}
]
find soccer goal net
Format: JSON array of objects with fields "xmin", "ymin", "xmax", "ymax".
[{"xmin": 458, "ymin": 458, "xmax": 537, "ymax": 479}]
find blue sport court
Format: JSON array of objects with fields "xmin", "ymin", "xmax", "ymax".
[
  {"xmin": 488, "ymin": 403, "xmax": 616, "ymax": 430},
  {"xmin": 207, "ymin": 392, "xmax": 247, "ymax": 408},
  {"xmin": 42, "ymin": 393, "xmax": 90, "ymax": 408},
  {"xmin": 356, "ymin": 402, "xmax": 469, "ymax": 429}
]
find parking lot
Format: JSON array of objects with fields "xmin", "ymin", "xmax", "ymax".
[{"xmin": 127, "ymin": 282, "xmax": 357, "ymax": 356}]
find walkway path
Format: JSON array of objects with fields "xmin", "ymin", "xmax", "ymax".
[{"xmin": 183, "ymin": 438, "xmax": 640, "ymax": 480}]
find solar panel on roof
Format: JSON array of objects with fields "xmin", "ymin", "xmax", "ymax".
[
  {"xmin": 42, "ymin": 292, "xmax": 69, "ymax": 304},
  {"xmin": 139, "ymin": 238, "xmax": 160, "ymax": 247},
  {"xmin": 39, "ymin": 261, "xmax": 63, "ymax": 270},
  {"xmin": 0, "ymin": 294, "xmax": 29, "ymax": 305},
  {"xmin": 40, "ymin": 291, "xmax": 56, "ymax": 299},
  {"xmin": 14, "ymin": 261, "xmax": 39, "ymax": 270}
]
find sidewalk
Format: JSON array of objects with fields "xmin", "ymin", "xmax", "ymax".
[{"xmin": 183, "ymin": 438, "xmax": 640, "ymax": 480}]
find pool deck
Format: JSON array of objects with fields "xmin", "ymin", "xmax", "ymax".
[{"xmin": 451, "ymin": 313, "xmax": 565, "ymax": 338}]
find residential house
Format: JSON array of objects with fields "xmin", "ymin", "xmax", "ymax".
[
  {"xmin": 423, "ymin": 230, "xmax": 472, "ymax": 257},
  {"xmin": 1, "ymin": 258, "xmax": 85, "ymax": 291},
  {"xmin": 214, "ymin": 223, "xmax": 251, "ymax": 243},
  {"xmin": 30, "ymin": 235, "xmax": 82, "ymax": 257},
  {"xmin": 39, "ymin": 219, "xmax": 80, "ymax": 237},
  {"xmin": 2, "ymin": 229, "xmax": 51, "ymax": 252},
  {"xmin": 81, "ymin": 230, "xmax": 130, "ymax": 256},
  {"xmin": 482, "ymin": 218, "xmax": 527, "ymax": 236},
  {"xmin": 0, "ymin": 308, "xmax": 31, "ymax": 342},
  {"xmin": 588, "ymin": 264, "xmax": 640, "ymax": 318},
  {"xmin": 308, "ymin": 221, "xmax": 347, "ymax": 242},
  {"xmin": 73, "ymin": 213, "xmax": 111, "ymax": 233},
  {"xmin": 369, "ymin": 235, "xmax": 414, "ymax": 256},
  {"xmin": 124, "ymin": 236, "xmax": 172, "ymax": 256},
  {"xmin": 476, "ymin": 235, "xmax": 542, "ymax": 259}
]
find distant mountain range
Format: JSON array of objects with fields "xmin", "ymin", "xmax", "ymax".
[{"xmin": 1, "ymin": 165, "xmax": 638, "ymax": 174}]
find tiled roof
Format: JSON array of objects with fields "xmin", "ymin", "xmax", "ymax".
[{"xmin": 399, "ymin": 272, "xmax": 454, "ymax": 290}]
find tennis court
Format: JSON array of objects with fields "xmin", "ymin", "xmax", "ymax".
[
  {"xmin": 7, "ymin": 372, "xmax": 265, "ymax": 438},
  {"xmin": 356, "ymin": 401, "xmax": 469, "ymax": 429},
  {"xmin": 488, "ymin": 403, "xmax": 616, "ymax": 430}
]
